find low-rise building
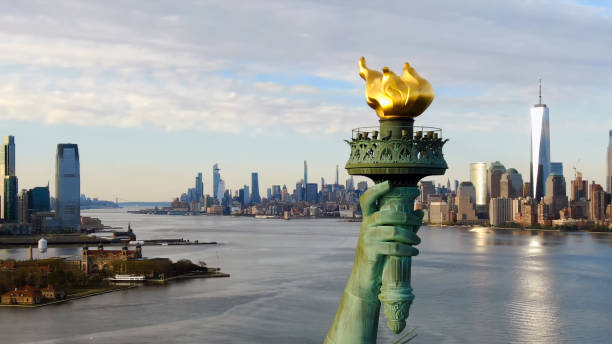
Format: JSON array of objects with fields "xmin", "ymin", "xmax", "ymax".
[
  {"xmin": 41, "ymin": 285, "xmax": 66, "ymax": 300},
  {"xmin": 81, "ymin": 244, "xmax": 142, "ymax": 273},
  {"xmin": 1, "ymin": 286, "xmax": 42, "ymax": 305}
]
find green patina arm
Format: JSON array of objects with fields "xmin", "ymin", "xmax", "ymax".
[
  {"xmin": 325, "ymin": 274, "xmax": 381, "ymax": 343},
  {"xmin": 326, "ymin": 182, "xmax": 421, "ymax": 344}
]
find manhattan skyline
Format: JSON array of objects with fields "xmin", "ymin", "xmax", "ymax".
[{"xmin": 1, "ymin": 1, "xmax": 612, "ymax": 201}]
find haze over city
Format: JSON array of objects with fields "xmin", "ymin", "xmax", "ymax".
[{"xmin": 1, "ymin": 0, "xmax": 612, "ymax": 201}]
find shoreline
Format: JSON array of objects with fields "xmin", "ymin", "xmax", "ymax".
[
  {"xmin": 0, "ymin": 285, "xmax": 136, "ymax": 308},
  {"xmin": 424, "ymin": 223, "xmax": 612, "ymax": 233},
  {"xmin": 0, "ymin": 271, "xmax": 230, "ymax": 308}
]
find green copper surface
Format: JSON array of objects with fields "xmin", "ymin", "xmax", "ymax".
[
  {"xmin": 325, "ymin": 182, "xmax": 422, "ymax": 344},
  {"xmin": 328, "ymin": 117, "xmax": 447, "ymax": 343}
]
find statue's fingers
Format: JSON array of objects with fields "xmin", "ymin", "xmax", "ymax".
[
  {"xmin": 374, "ymin": 242, "xmax": 419, "ymax": 257},
  {"xmin": 359, "ymin": 181, "xmax": 390, "ymax": 217},
  {"xmin": 366, "ymin": 226, "xmax": 421, "ymax": 246}
]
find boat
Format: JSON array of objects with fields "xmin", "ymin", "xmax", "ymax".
[{"xmin": 110, "ymin": 274, "xmax": 146, "ymax": 282}]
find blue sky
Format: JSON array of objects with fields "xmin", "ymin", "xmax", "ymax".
[{"xmin": 1, "ymin": 0, "xmax": 611, "ymax": 201}]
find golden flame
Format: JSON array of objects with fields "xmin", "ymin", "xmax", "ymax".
[{"xmin": 359, "ymin": 57, "xmax": 434, "ymax": 119}]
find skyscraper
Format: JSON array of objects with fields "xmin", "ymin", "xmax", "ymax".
[
  {"xmin": 305, "ymin": 183, "xmax": 318, "ymax": 203},
  {"xmin": 335, "ymin": 165, "xmax": 339, "ymax": 185},
  {"xmin": 303, "ymin": 161, "xmax": 308, "ymax": 188},
  {"xmin": 589, "ymin": 182, "xmax": 606, "ymax": 221},
  {"xmin": 213, "ymin": 164, "xmax": 220, "ymax": 201},
  {"xmin": 3, "ymin": 176, "xmax": 18, "ymax": 222},
  {"xmin": 56, "ymin": 144, "xmax": 80, "ymax": 231},
  {"xmin": 570, "ymin": 172, "xmax": 588, "ymax": 202},
  {"xmin": 251, "ymin": 172, "xmax": 261, "ymax": 204},
  {"xmin": 550, "ymin": 162, "xmax": 563, "ymax": 176},
  {"xmin": 500, "ymin": 168, "xmax": 523, "ymax": 199},
  {"xmin": 607, "ymin": 130, "xmax": 612, "ymax": 194},
  {"xmin": 530, "ymin": 81, "xmax": 551, "ymax": 201},
  {"xmin": 470, "ymin": 162, "xmax": 488, "ymax": 215},
  {"xmin": 28, "ymin": 186, "xmax": 50, "ymax": 214},
  {"xmin": 488, "ymin": 161, "xmax": 506, "ymax": 199},
  {"xmin": 217, "ymin": 179, "xmax": 225, "ymax": 204},
  {"xmin": 1, "ymin": 135, "xmax": 16, "ymax": 219},
  {"xmin": 419, "ymin": 181, "xmax": 435, "ymax": 204},
  {"xmin": 242, "ymin": 185, "xmax": 250, "ymax": 206},
  {"xmin": 195, "ymin": 172, "xmax": 203, "ymax": 203},
  {"xmin": 456, "ymin": 181, "xmax": 477, "ymax": 221},
  {"xmin": 489, "ymin": 197, "xmax": 512, "ymax": 226},
  {"xmin": 543, "ymin": 173, "xmax": 568, "ymax": 219}
]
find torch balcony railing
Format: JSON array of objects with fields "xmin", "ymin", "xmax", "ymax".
[{"xmin": 346, "ymin": 126, "xmax": 448, "ymax": 167}]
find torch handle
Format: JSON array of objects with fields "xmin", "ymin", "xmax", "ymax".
[{"xmin": 378, "ymin": 186, "xmax": 420, "ymax": 334}]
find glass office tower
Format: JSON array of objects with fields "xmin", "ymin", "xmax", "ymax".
[
  {"xmin": 213, "ymin": 164, "xmax": 220, "ymax": 201},
  {"xmin": 470, "ymin": 162, "xmax": 489, "ymax": 215},
  {"xmin": 530, "ymin": 102, "xmax": 551, "ymax": 201},
  {"xmin": 56, "ymin": 144, "xmax": 80, "ymax": 231},
  {"xmin": 1, "ymin": 135, "xmax": 16, "ymax": 219},
  {"xmin": 251, "ymin": 172, "xmax": 261, "ymax": 204}
]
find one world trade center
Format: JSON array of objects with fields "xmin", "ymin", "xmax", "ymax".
[{"xmin": 530, "ymin": 81, "xmax": 551, "ymax": 201}]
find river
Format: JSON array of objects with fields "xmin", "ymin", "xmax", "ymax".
[{"xmin": 1, "ymin": 208, "xmax": 611, "ymax": 343}]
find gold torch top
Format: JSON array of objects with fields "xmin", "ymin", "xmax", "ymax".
[{"xmin": 358, "ymin": 57, "xmax": 434, "ymax": 119}]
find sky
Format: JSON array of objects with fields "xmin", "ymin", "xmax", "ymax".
[{"xmin": 1, "ymin": 0, "xmax": 611, "ymax": 201}]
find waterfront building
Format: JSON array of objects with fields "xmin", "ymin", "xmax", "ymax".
[
  {"xmin": 1, "ymin": 286, "xmax": 42, "ymax": 305},
  {"xmin": 419, "ymin": 181, "xmax": 435, "ymax": 204},
  {"xmin": 538, "ymin": 203, "xmax": 551, "ymax": 224},
  {"xmin": 267, "ymin": 187, "xmax": 273, "ymax": 201},
  {"xmin": 589, "ymin": 183, "xmax": 606, "ymax": 221},
  {"xmin": 512, "ymin": 198, "xmax": 522, "ymax": 222},
  {"xmin": 500, "ymin": 168, "xmax": 523, "ymax": 199},
  {"xmin": 251, "ymin": 172, "xmax": 261, "ymax": 204},
  {"xmin": 520, "ymin": 198, "xmax": 537, "ymax": 226},
  {"xmin": 195, "ymin": 172, "xmax": 203, "ymax": 203},
  {"xmin": 570, "ymin": 172, "xmax": 588, "ymax": 202},
  {"xmin": 213, "ymin": 164, "xmax": 221, "ymax": 201},
  {"xmin": 81, "ymin": 244, "xmax": 142, "ymax": 273},
  {"xmin": 550, "ymin": 162, "xmax": 563, "ymax": 176},
  {"xmin": 428, "ymin": 201, "xmax": 449, "ymax": 224},
  {"xmin": 3, "ymin": 175, "xmax": 18, "ymax": 222},
  {"xmin": 543, "ymin": 173, "xmax": 568, "ymax": 219},
  {"xmin": 41, "ymin": 286, "xmax": 66, "ymax": 301},
  {"xmin": 470, "ymin": 162, "xmax": 489, "ymax": 215},
  {"xmin": 456, "ymin": 181, "xmax": 477, "ymax": 221},
  {"xmin": 1, "ymin": 135, "xmax": 16, "ymax": 219},
  {"xmin": 488, "ymin": 161, "xmax": 506, "ymax": 199},
  {"xmin": 530, "ymin": 83, "xmax": 551, "ymax": 201},
  {"xmin": 607, "ymin": 130, "xmax": 612, "ymax": 194},
  {"xmin": 281, "ymin": 185, "xmax": 288, "ymax": 202},
  {"xmin": 569, "ymin": 199, "xmax": 589, "ymax": 219},
  {"xmin": 489, "ymin": 197, "xmax": 513, "ymax": 226},
  {"xmin": 56, "ymin": 144, "xmax": 80, "ymax": 231}
]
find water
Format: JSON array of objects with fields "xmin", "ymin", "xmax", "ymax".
[{"xmin": 1, "ymin": 208, "xmax": 612, "ymax": 343}]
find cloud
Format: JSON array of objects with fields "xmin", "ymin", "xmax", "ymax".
[{"xmin": 0, "ymin": 0, "xmax": 610, "ymax": 138}]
